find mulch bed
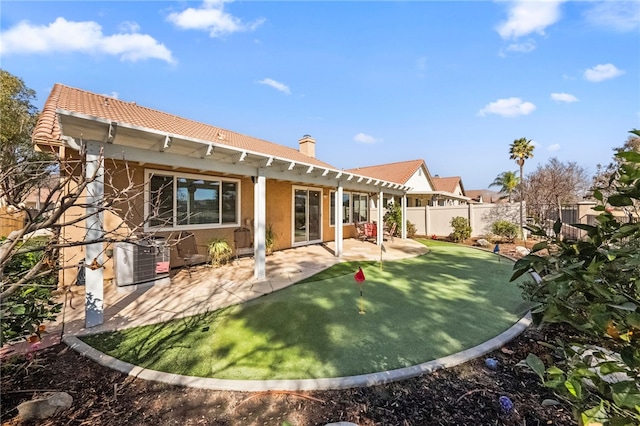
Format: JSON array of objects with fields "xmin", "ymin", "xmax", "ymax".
[
  {"xmin": 1, "ymin": 325, "xmax": 576, "ymax": 425},
  {"xmin": 2, "ymin": 238, "xmax": 577, "ymax": 425}
]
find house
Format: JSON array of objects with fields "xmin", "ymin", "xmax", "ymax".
[
  {"xmin": 346, "ymin": 160, "xmax": 470, "ymax": 208},
  {"xmin": 430, "ymin": 176, "xmax": 470, "ymax": 205},
  {"xmin": 465, "ymin": 189, "xmax": 504, "ymax": 204},
  {"xmin": 32, "ymin": 84, "xmax": 411, "ymax": 326}
]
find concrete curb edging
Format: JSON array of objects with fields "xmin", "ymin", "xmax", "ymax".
[{"xmin": 63, "ymin": 312, "xmax": 532, "ymax": 392}]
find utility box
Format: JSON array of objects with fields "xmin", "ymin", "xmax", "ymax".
[{"xmin": 114, "ymin": 238, "xmax": 170, "ymax": 287}]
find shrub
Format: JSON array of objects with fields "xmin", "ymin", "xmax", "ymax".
[
  {"xmin": 512, "ymin": 131, "xmax": 640, "ymax": 425},
  {"xmin": 207, "ymin": 238, "xmax": 232, "ymax": 267},
  {"xmin": 0, "ymin": 239, "xmax": 60, "ymax": 345},
  {"xmin": 491, "ymin": 219, "xmax": 519, "ymax": 242},
  {"xmin": 383, "ymin": 202, "xmax": 402, "ymax": 235},
  {"xmin": 449, "ymin": 216, "xmax": 471, "ymax": 242},
  {"xmin": 406, "ymin": 220, "xmax": 417, "ymax": 238}
]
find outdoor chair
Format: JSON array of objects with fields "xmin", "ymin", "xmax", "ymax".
[
  {"xmin": 354, "ymin": 222, "xmax": 367, "ymax": 241},
  {"xmin": 363, "ymin": 222, "xmax": 377, "ymax": 243},
  {"xmin": 384, "ymin": 222, "xmax": 397, "ymax": 242},
  {"xmin": 171, "ymin": 232, "xmax": 208, "ymax": 277},
  {"xmin": 234, "ymin": 227, "xmax": 253, "ymax": 260}
]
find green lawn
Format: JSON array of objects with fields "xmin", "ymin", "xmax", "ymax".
[{"xmin": 81, "ymin": 240, "xmax": 532, "ymax": 380}]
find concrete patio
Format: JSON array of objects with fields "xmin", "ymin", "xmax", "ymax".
[{"xmin": 47, "ymin": 238, "xmax": 428, "ymax": 341}]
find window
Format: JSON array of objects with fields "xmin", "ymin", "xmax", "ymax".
[
  {"xmin": 352, "ymin": 193, "xmax": 369, "ymax": 223},
  {"xmin": 330, "ymin": 191, "xmax": 368, "ymax": 225},
  {"xmin": 146, "ymin": 171, "xmax": 239, "ymax": 230}
]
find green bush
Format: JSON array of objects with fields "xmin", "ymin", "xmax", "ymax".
[
  {"xmin": 512, "ymin": 130, "xmax": 640, "ymax": 425},
  {"xmin": 449, "ymin": 216, "xmax": 471, "ymax": 242},
  {"xmin": 0, "ymin": 239, "xmax": 60, "ymax": 345},
  {"xmin": 491, "ymin": 219, "xmax": 519, "ymax": 242},
  {"xmin": 383, "ymin": 202, "xmax": 402, "ymax": 235},
  {"xmin": 406, "ymin": 220, "xmax": 417, "ymax": 238},
  {"xmin": 207, "ymin": 238, "xmax": 232, "ymax": 267}
]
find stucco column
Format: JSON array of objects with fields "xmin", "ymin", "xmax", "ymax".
[
  {"xmin": 85, "ymin": 141, "xmax": 104, "ymax": 328},
  {"xmin": 334, "ymin": 185, "xmax": 343, "ymax": 257},
  {"xmin": 254, "ymin": 171, "xmax": 266, "ymax": 280},
  {"xmin": 401, "ymin": 195, "xmax": 407, "ymax": 239}
]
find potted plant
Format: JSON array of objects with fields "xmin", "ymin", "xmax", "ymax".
[
  {"xmin": 207, "ymin": 238, "xmax": 232, "ymax": 267},
  {"xmin": 265, "ymin": 224, "xmax": 276, "ymax": 255}
]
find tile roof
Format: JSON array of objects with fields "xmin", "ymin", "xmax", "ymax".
[
  {"xmin": 431, "ymin": 176, "xmax": 463, "ymax": 194},
  {"xmin": 465, "ymin": 189, "xmax": 506, "ymax": 203},
  {"xmin": 345, "ymin": 159, "xmax": 425, "ymax": 185},
  {"xmin": 32, "ymin": 84, "xmax": 335, "ymax": 168}
]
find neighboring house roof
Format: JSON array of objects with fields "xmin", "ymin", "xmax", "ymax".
[
  {"xmin": 431, "ymin": 176, "xmax": 463, "ymax": 194},
  {"xmin": 345, "ymin": 159, "xmax": 428, "ymax": 185},
  {"xmin": 465, "ymin": 189, "xmax": 504, "ymax": 203},
  {"xmin": 33, "ymin": 84, "xmax": 335, "ymax": 169}
]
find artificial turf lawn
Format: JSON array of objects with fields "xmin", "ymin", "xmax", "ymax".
[{"xmin": 81, "ymin": 240, "xmax": 533, "ymax": 380}]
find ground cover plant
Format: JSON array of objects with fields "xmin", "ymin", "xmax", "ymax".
[{"xmin": 80, "ymin": 241, "xmax": 532, "ymax": 380}]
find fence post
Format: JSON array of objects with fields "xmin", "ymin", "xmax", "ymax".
[{"xmin": 425, "ymin": 205, "xmax": 430, "ymax": 237}]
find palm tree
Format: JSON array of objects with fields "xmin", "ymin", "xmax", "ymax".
[
  {"xmin": 489, "ymin": 171, "xmax": 519, "ymax": 202},
  {"xmin": 509, "ymin": 137, "xmax": 535, "ymax": 240}
]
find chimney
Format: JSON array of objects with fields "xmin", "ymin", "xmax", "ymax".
[{"xmin": 298, "ymin": 134, "xmax": 316, "ymax": 158}]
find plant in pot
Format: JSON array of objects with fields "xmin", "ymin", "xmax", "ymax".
[
  {"xmin": 265, "ymin": 224, "xmax": 276, "ymax": 255},
  {"xmin": 207, "ymin": 238, "xmax": 232, "ymax": 267}
]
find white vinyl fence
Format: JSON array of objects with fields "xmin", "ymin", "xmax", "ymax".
[{"xmin": 373, "ymin": 203, "xmax": 522, "ymax": 238}]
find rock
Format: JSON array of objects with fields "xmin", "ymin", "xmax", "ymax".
[
  {"xmin": 484, "ymin": 357, "xmax": 498, "ymax": 370},
  {"xmin": 515, "ymin": 246, "xmax": 530, "ymax": 256},
  {"xmin": 17, "ymin": 392, "xmax": 73, "ymax": 421},
  {"xmin": 477, "ymin": 238, "xmax": 491, "ymax": 248}
]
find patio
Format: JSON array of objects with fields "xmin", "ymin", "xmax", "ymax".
[{"xmin": 51, "ymin": 238, "xmax": 428, "ymax": 340}]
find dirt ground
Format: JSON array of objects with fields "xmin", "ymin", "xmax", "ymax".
[{"xmin": 2, "ymin": 238, "xmax": 576, "ymax": 426}]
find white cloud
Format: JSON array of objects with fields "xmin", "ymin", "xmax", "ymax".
[
  {"xmin": 550, "ymin": 92, "xmax": 578, "ymax": 103},
  {"xmin": 103, "ymin": 91, "xmax": 119, "ymax": 99},
  {"xmin": 496, "ymin": 0, "xmax": 565, "ymax": 39},
  {"xmin": 118, "ymin": 21, "xmax": 140, "ymax": 33},
  {"xmin": 547, "ymin": 143, "xmax": 561, "ymax": 152},
  {"xmin": 167, "ymin": 0, "xmax": 264, "ymax": 38},
  {"xmin": 257, "ymin": 78, "xmax": 291, "ymax": 95},
  {"xmin": 583, "ymin": 63, "xmax": 624, "ymax": 82},
  {"xmin": 477, "ymin": 97, "xmax": 536, "ymax": 117},
  {"xmin": 0, "ymin": 17, "xmax": 174, "ymax": 63},
  {"xmin": 353, "ymin": 133, "xmax": 380, "ymax": 144},
  {"xmin": 584, "ymin": 1, "xmax": 640, "ymax": 32},
  {"xmin": 498, "ymin": 39, "xmax": 537, "ymax": 57}
]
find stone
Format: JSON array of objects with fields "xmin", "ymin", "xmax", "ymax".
[
  {"xmin": 515, "ymin": 246, "xmax": 530, "ymax": 256},
  {"xmin": 17, "ymin": 392, "xmax": 73, "ymax": 421},
  {"xmin": 477, "ymin": 238, "xmax": 491, "ymax": 248}
]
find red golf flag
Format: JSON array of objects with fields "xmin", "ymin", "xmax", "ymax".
[{"xmin": 354, "ymin": 267, "xmax": 365, "ymax": 283}]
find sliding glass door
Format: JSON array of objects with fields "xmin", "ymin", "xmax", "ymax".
[{"xmin": 293, "ymin": 188, "xmax": 322, "ymax": 244}]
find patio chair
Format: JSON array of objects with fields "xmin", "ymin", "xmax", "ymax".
[
  {"xmin": 354, "ymin": 222, "xmax": 367, "ymax": 241},
  {"xmin": 384, "ymin": 222, "xmax": 397, "ymax": 242},
  {"xmin": 172, "ymin": 232, "xmax": 208, "ymax": 276},
  {"xmin": 363, "ymin": 222, "xmax": 377, "ymax": 243},
  {"xmin": 234, "ymin": 227, "xmax": 253, "ymax": 260}
]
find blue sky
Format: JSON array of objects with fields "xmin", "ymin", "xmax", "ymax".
[{"xmin": 1, "ymin": 0, "xmax": 639, "ymax": 190}]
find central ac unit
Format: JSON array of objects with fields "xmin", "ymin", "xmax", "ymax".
[{"xmin": 114, "ymin": 239, "xmax": 170, "ymax": 287}]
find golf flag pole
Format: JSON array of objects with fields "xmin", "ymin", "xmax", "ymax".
[
  {"xmin": 380, "ymin": 243, "xmax": 386, "ymax": 270},
  {"xmin": 493, "ymin": 243, "xmax": 500, "ymax": 263},
  {"xmin": 354, "ymin": 266, "xmax": 366, "ymax": 314}
]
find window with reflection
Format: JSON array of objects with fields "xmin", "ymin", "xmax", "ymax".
[{"xmin": 147, "ymin": 171, "xmax": 239, "ymax": 229}]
